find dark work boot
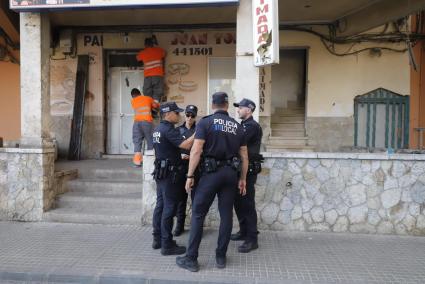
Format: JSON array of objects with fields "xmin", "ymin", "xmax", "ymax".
[
  {"xmin": 230, "ymin": 231, "xmax": 246, "ymax": 241},
  {"xmin": 238, "ymin": 241, "xmax": 259, "ymax": 253},
  {"xmin": 176, "ymin": 255, "xmax": 200, "ymax": 272},
  {"xmin": 161, "ymin": 241, "xmax": 186, "ymax": 256},
  {"xmin": 173, "ymin": 222, "xmax": 185, "ymax": 237},
  {"xmin": 152, "ymin": 237, "xmax": 161, "ymax": 250},
  {"xmin": 215, "ymin": 256, "xmax": 226, "ymax": 269}
]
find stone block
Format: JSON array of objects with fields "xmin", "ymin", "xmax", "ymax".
[
  {"xmin": 384, "ymin": 176, "xmax": 398, "ymax": 190},
  {"xmin": 410, "ymin": 181, "xmax": 425, "ymax": 204},
  {"xmin": 403, "ymin": 214, "xmax": 416, "ymax": 231},
  {"xmin": 381, "ymin": 188, "xmax": 401, "ymax": 209},
  {"xmin": 345, "ymin": 184, "xmax": 367, "ymax": 206},
  {"xmin": 348, "ymin": 205, "xmax": 368, "ymax": 224},
  {"xmin": 277, "ymin": 211, "xmax": 291, "ymax": 225},
  {"xmin": 261, "ymin": 203, "xmax": 279, "ymax": 225},
  {"xmin": 311, "ymin": 207, "xmax": 324, "ymax": 223},
  {"xmin": 367, "ymin": 196, "xmax": 380, "ymax": 210},
  {"xmin": 411, "ymin": 162, "xmax": 425, "ymax": 176},
  {"xmin": 377, "ymin": 221, "xmax": 395, "ymax": 234},
  {"xmin": 315, "ymin": 166, "xmax": 330, "ymax": 183},
  {"xmin": 368, "ymin": 210, "xmax": 381, "ymax": 226},
  {"xmin": 350, "ymin": 223, "xmax": 376, "ymax": 234},
  {"xmin": 416, "ymin": 215, "xmax": 425, "ymax": 230},
  {"xmin": 309, "ymin": 223, "xmax": 330, "ymax": 232},
  {"xmin": 391, "ymin": 162, "xmax": 406, "ymax": 178},
  {"xmin": 333, "ymin": 216, "xmax": 349, "ymax": 232},
  {"xmin": 291, "ymin": 205, "xmax": 303, "ymax": 220},
  {"xmin": 325, "ymin": 209, "xmax": 338, "ymax": 225},
  {"xmin": 409, "ymin": 203, "xmax": 421, "ymax": 216},
  {"xmin": 301, "ymin": 198, "xmax": 314, "ymax": 213},
  {"xmin": 280, "ymin": 197, "xmax": 293, "ymax": 211}
]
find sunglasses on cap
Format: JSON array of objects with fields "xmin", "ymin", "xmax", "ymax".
[{"xmin": 185, "ymin": 113, "xmax": 196, "ymax": 118}]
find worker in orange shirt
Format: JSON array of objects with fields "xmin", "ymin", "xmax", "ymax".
[
  {"xmin": 137, "ymin": 36, "xmax": 166, "ymax": 104},
  {"xmin": 131, "ymin": 88, "xmax": 159, "ymax": 167}
]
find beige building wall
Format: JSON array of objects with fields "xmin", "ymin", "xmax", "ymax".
[
  {"xmin": 275, "ymin": 29, "xmax": 410, "ymax": 151},
  {"xmin": 0, "ymin": 62, "xmax": 20, "ymax": 141},
  {"xmin": 279, "ymin": 30, "xmax": 410, "ymax": 118},
  {"xmin": 51, "ymin": 30, "xmax": 236, "ymax": 157},
  {"xmin": 0, "ymin": 10, "xmax": 20, "ymax": 142}
]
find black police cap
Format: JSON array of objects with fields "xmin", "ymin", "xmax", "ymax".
[
  {"xmin": 160, "ymin": 102, "xmax": 184, "ymax": 114},
  {"xmin": 233, "ymin": 98, "xmax": 256, "ymax": 112},
  {"xmin": 185, "ymin": 105, "xmax": 198, "ymax": 116}
]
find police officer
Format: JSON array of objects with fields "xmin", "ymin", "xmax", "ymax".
[
  {"xmin": 176, "ymin": 92, "xmax": 249, "ymax": 272},
  {"xmin": 231, "ymin": 98, "xmax": 263, "ymax": 253},
  {"xmin": 152, "ymin": 102, "xmax": 194, "ymax": 256},
  {"xmin": 174, "ymin": 105, "xmax": 198, "ymax": 236}
]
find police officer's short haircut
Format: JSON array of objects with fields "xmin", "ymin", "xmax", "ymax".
[
  {"xmin": 131, "ymin": 88, "xmax": 141, "ymax": 96},
  {"xmin": 145, "ymin": 38, "xmax": 154, "ymax": 47},
  {"xmin": 212, "ymin": 102, "xmax": 228, "ymax": 109}
]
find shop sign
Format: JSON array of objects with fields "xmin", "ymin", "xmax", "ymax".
[
  {"xmin": 252, "ymin": 0, "xmax": 279, "ymax": 67},
  {"xmin": 10, "ymin": 0, "xmax": 238, "ymax": 10},
  {"xmin": 259, "ymin": 66, "xmax": 271, "ymax": 116}
]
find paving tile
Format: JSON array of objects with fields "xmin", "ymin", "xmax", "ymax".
[{"xmin": 0, "ymin": 222, "xmax": 425, "ymax": 283}]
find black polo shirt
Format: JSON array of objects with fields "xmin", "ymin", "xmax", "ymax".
[
  {"xmin": 152, "ymin": 120, "xmax": 184, "ymax": 163},
  {"xmin": 195, "ymin": 110, "xmax": 246, "ymax": 160},
  {"xmin": 177, "ymin": 122, "xmax": 196, "ymax": 156},
  {"xmin": 241, "ymin": 116, "xmax": 263, "ymax": 158}
]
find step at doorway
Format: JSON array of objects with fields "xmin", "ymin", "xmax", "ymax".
[{"xmin": 267, "ymin": 49, "xmax": 312, "ymax": 152}]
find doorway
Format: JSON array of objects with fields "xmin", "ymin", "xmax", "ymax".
[
  {"xmin": 271, "ymin": 49, "xmax": 307, "ymax": 113},
  {"xmin": 106, "ymin": 51, "xmax": 144, "ymax": 154}
]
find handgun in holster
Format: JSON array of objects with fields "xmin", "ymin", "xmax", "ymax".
[
  {"xmin": 230, "ymin": 157, "xmax": 242, "ymax": 173},
  {"xmin": 248, "ymin": 153, "xmax": 264, "ymax": 175},
  {"xmin": 153, "ymin": 159, "xmax": 169, "ymax": 180},
  {"xmin": 202, "ymin": 157, "xmax": 218, "ymax": 173}
]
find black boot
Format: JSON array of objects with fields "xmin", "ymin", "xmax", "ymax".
[
  {"xmin": 161, "ymin": 241, "xmax": 186, "ymax": 256},
  {"xmin": 173, "ymin": 222, "xmax": 185, "ymax": 237},
  {"xmin": 238, "ymin": 241, "xmax": 259, "ymax": 253},
  {"xmin": 152, "ymin": 237, "xmax": 161, "ymax": 250},
  {"xmin": 230, "ymin": 231, "xmax": 246, "ymax": 241},
  {"xmin": 176, "ymin": 255, "xmax": 200, "ymax": 272},
  {"xmin": 215, "ymin": 256, "xmax": 226, "ymax": 269}
]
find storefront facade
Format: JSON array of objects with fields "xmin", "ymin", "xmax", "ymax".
[{"xmin": 2, "ymin": 0, "xmax": 425, "ymax": 235}]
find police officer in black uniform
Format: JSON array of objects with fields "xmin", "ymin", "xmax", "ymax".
[
  {"xmin": 152, "ymin": 102, "xmax": 195, "ymax": 256},
  {"xmin": 231, "ymin": 98, "xmax": 263, "ymax": 253},
  {"xmin": 176, "ymin": 92, "xmax": 249, "ymax": 272},
  {"xmin": 173, "ymin": 105, "xmax": 198, "ymax": 236}
]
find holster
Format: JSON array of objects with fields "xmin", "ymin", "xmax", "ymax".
[
  {"xmin": 152, "ymin": 159, "xmax": 170, "ymax": 180},
  {"xmin": 248, "ymin": 153, "xmax": 264, "ymax": 175}
]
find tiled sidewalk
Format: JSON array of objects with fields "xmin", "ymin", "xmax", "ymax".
[{"xmin": 0, "ymin": 222, "xmax": 424, "ymax": 284}]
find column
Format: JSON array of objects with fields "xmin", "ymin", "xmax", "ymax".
[
  {"xmin": 235, "ymin": 0, "xmax": 260, "ymax": 121},
  {"xmin": 20, "ymin": 13, "xmax": 52, "ymax": 148}
]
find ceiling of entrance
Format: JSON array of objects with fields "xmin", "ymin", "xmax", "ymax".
[{"xmin": 48, "ymin": 0, "xmax": 381, "ymax": 27}]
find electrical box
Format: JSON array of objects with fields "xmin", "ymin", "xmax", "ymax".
[{"xmin": 59, "ymin": 29, "xmax": 74, "ymax": 54}]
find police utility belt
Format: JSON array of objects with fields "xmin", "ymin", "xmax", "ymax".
[
  {"xmin": 201, "ymin": 157, "xmax": 241, "ymax": 174},
  {"xmin": 248, "ymin": 153, "xmax": 264, "ymax": 176},
  {"xmin": 153, "ymin": 159, "xmax": 184, "ymax": 183}
]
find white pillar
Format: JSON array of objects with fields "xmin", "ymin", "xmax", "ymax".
[
  {"xmin": 235, "ymin": 0, "xmax": 260, "ymax": 121},
  {"xmin": 20, "ymin": 13, "xmax": 52, "ymax": 148}
]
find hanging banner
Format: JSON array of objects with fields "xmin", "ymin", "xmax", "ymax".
[
  {"xmin": 10, "ymin": 0, "xmax": 238, "ymax": 10},
  {"xmin": 252, "ymin": 0, "xmax": 279, "ymax": 67}
]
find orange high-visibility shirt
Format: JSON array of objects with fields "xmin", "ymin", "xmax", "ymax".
[
  {"xmin": 131, "ymin": 95, "xmax": 159, "ymax": 122},
  {"xmin": 136, "ymin": 47, "xmax": 166, "ymax": 77}
]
